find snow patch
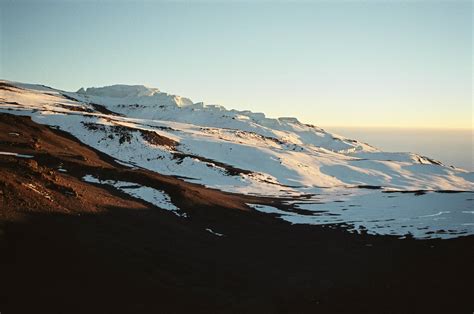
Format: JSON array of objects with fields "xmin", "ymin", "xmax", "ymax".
[
  {"xmin": 249, "ymin": 191, "xmax": 474, "ymax": 239},
  {"xmin": 82, "ymin": 175, "xmax": 183, "ymax": 215},
  {"xmin": 205, "ymin": 228, "xmax": 224, "ymax": 237},
  {"xmin": 0, "ymin": 151, "xmax": 34, "ymax": 158}
]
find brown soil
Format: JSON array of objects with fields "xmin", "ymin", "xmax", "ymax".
[
  {"xmin": 139, "ymin": 129, "xmax": 178, "ymax": 148},
  {"xmin": 0, "ymin": 82, "xmax": 23, "ymax": 92},
  {"xmin": 172, "ymin": 152, "xmax": 253, "ymax": 176},
  {"xmin": 0, "ymin": 113, "xmax": 472, "ymax": 314},
  {"xmin": 60, "ymin": 93, "xmax": 121, "ymax": 116},
  {"xmin": 82, "ymin": 121, "xmax": 178, "ymax": 148}
]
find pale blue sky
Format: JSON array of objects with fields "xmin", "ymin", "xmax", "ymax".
[{"xmin": 1, "ymin": 0, "xmax": 472, "ymax": 128}]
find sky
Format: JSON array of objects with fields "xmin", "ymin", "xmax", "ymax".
[{"xmin": 1, "ymin": 0, "xmax": 472, "ymax": 129}]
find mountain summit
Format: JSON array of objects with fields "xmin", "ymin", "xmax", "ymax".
[{"xmin": 77, "ymin": 84, "xmax": 161, "ymax": 98}]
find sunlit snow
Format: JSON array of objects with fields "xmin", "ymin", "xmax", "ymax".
[{"xmin": 82, "ymin": 175, "xmax": 182, "ymax": 215}]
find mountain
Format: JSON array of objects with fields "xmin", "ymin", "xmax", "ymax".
[
  {"xmin": 1, "ymin": 80, "xmax": 473, "ymax": 239},
  {"xmin": 0, "ymin": 80, "xmax": 473, "ymax": 313}
]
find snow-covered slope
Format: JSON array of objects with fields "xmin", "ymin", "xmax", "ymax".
[
  {"xmin": 1, "ymin": 80, "xmax": 473, "ymax": 238},
  {"xmin": 73, "ymin": 84, "xmax": 376, "ymax": 154}
]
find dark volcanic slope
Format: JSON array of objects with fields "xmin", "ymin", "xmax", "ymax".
[{"xmin": 0, "ymin": 113, "xmax": 473, "ymax": 314}]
